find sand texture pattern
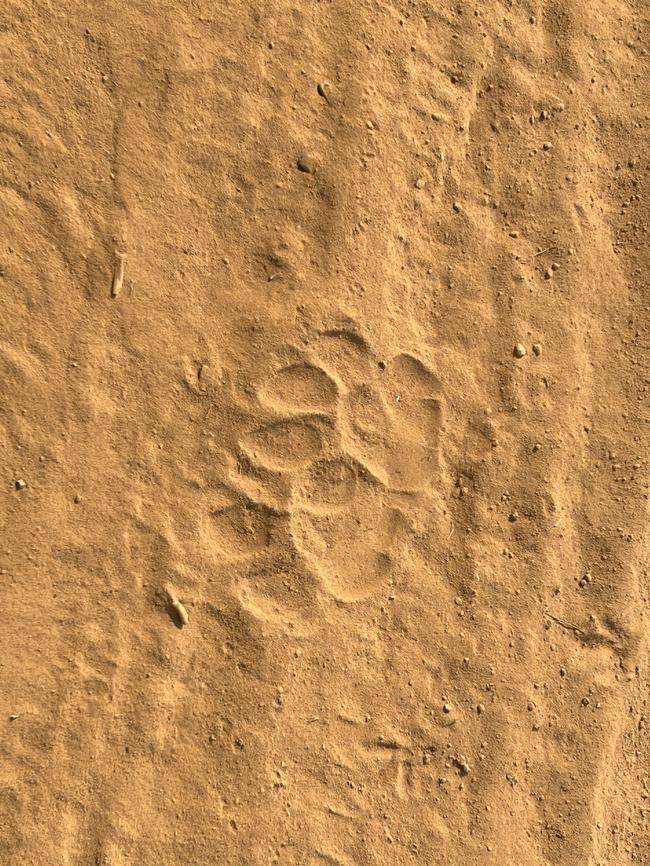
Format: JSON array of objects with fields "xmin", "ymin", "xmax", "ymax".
[{"xmin": 1, "ymin": 1, "xmax": 648, "ymax": 864}]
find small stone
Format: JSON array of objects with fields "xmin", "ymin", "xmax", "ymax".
[
  {"xmin": 452, "ymin": 201, "xmax": 462, "ymax": 213},
  {"xmin": 15, "ymin": 479, "xmax": 26, "ymax": 491},
  {"xmin": 581, "ymin": 697, "xmax": 590, "ymax": 706},
  {"xmin": 542, "ymin": 141, "xmax": 553, "ymax": 151},
  {"xmin": 551, "ymin": 261, "xmax": 560, "ymax": 271},
  {"xmin": 297, "ymin": 156, "xmax": 316, "ymax": 174},
  {"xmin": 532, "ymin": 442, "xmax": 542, "ymax": 452},
  {"xmin": 74, "ymin": 494, "xmax": 82, "ymax": 504},
  {"xmin": 414, "ymin": 177, "xmax": 426, "ymax": 189},
  {"xmin": 443, "ymin": 703, "xmax": 453, "ymax": 714},
  {"xmin": 532, "ymin": 342, "xmax": 542, "ymax": 356},
  {"xmin": 513, "ymin": 343, "xmax": 526, "ymax": 358},
  {"xmin": 540, "ymin": 109, "xmax": 548, "ymax": 120},
  {"xmin": 509, "ymin": 230, "xmax": 519, "ymax": 238},
  {"xmin": 527, "ymin": 701, "xmax": 536, "ymax": 711},
  {"xmin": 559, "ymin": 667, "xmax": 567, "ymax": 677},
  {"xmin": 477, "ymin": 703, "xmax": 486, "ymax": 714},
  {"xmin": 509, "ymin": 511, "xmax": 519, "ymax": 522},
  {"xmin": 544, "ymin": 267, "xmax": 553, "ymax": 280}
]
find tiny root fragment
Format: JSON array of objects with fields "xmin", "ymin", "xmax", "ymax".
[
  {"xmin": 165, "ymin": 586, "xmax": 189, "ymax": 627},
  {"xmin": 111, "ymin": 251, "xmax": 126, "ymax": 298}
]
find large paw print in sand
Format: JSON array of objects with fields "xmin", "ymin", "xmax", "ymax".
[{"xmin": 240, "ymin": 330, "xmax": 444, "ymax": 602}]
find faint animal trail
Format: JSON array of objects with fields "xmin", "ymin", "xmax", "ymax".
[
  {"xmin": 259, "ymin": 362, "xmax": 337, "ymax": 413},
  {"xmin": 292, "ymin": 459, "xmax": 398, "ymax": 602},
  {"xmin": 199, "ymin": 496, "xmax": 282, "ymax": 560},
  {"xmin": 343, "ymin": 352, "xmax": 443, "ymax": 492},
  {"xmin": 312, "ymin": 852, "xmax": 353, "ymax": 866},
  {"xmin": 240, "ymin": 330, "xmax": 445, "ymax": 602},
  {"xmin": 240, "ymin": 417, "xmax": 328, "ymax": 471}
]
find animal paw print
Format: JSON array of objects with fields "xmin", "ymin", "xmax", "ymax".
[{"xmin": 232, "ymin": 330, "xmax": 445, "ymax": 602}]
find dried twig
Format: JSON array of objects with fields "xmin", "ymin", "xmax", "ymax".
[{"xmin": 544, "ymin": 612, "xmax": 585, "ymax": 636}]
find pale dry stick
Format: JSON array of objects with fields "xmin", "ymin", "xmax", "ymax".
[
  {"xmin": 165, "ymin": 585, "xmax": 189, "ymax": 627},
  {"xmin": 544, "ymin": 611, "xmax": 585, "ymax": 636},
  {"xmin": 111, "ymin": 251, "xmax": 126, "ymax": 298}
]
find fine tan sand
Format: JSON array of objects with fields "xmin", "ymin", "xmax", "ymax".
[{"xmin": 1, "ymin": 2, "xmax": 648, "ymax": 864}]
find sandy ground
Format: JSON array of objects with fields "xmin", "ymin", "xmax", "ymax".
[{"xmin": 1, "ymin": 1, "xmax": 649, "ymax": 864}]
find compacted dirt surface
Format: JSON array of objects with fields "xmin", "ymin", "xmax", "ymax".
[{"xmin": 1, "ymin": 1, "xmax": 648, "ymax": 864}]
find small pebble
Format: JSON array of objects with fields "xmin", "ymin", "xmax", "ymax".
[
  {"xmin": 15, "ymin": 479, "xmax": 27, "ymax": 490},
  {"xmin": 542, "ymin": 141, "xmax": 553, "ymax": 151},
  {"xmin": 551, "ymin": 261, "xmax": 560, "ymax": 271},
  {"xmin": 443, "ymin": 703, "xmax": 453, "ymax": 714},
  {"xmin": 171, "ymin": 599, "xmax": 189, "ymax": 626},
  {"xmin": 579, "ymin": 571, "xmax": 593, "ymax": 588},
  {"xmin": 513, "ymin": 343, "xmax": 526, "ymax": 358},
  {"xmin": 509, "ymin": 230, "xmax": 519, "ymax": 238},
  {"xmin": 532, "ymin": 343, "xmax": 542, "ymax": 356},
  {"xmin": 532, "ymin": 443, "xmax": 542, "ymax": 452},
  {"xmin": 509, "ymin": 511, "xmax": 519, "ymax": 522},
  {"xmin": 414, "ymin": 177, "xmax": 426, "ymax": 189},
  {"xmin": 297, "ymin": 156, "xmax": 316, "ymax": 174},
  {"xmin": 477, "ymin": 703, "xmax": 485, "ymax": 714},
  {"xmin": 544, "ymin": 267, "xmax": 553, "ymax": 280},
  {"xmin": 166, "ymin": 585, "xmax": 189, "ymax": 627},
  {"xmin": 581, "ymin": 697, "xmax": 590, "ymax": 706},
  {"xmin": 452, "ymin": 201, "xmax": 462, "ymax": 213}
]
